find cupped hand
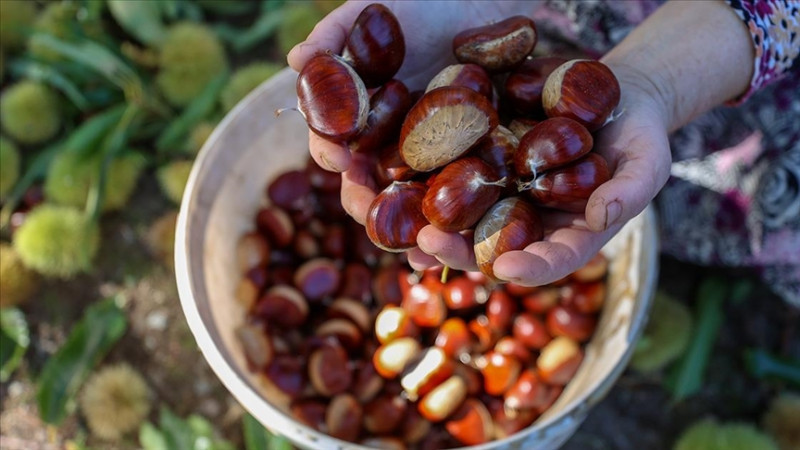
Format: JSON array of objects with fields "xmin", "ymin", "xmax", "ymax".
[{"xmin": 414, "ymin": 65, "xmax": 673, "ymax": 283}]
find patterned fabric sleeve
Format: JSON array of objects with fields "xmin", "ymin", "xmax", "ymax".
[{"xmin": 724, "ymin": 0, "xmax": 800, "ymax": 104}]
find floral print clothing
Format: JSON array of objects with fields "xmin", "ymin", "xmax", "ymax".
[{"xmin": 531, "ymin": 0, "xmax": 800, "ymax": 305}]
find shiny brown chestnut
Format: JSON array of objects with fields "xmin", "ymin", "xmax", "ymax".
[
  {"xmin": 254, "ymin": 285, "xmax": 309, "ymax": 327},
  {"xmin": 445, "ymin": 399, "xmax": 494, "ymax": 445},
  {"xmin": 337, "ymin": 262, "xmax": 373, "ymax": 304},
  {"xmin": 295, "ymin": 53, "xmax": 368, "ymax": 141},
  {"xmin": 452, "ymin": 16, "xmax": 537, "ymax": 72},
  {"xmin": 255, "ymin": 206, "xmax": 294, "ymax": 248},
  {"xmin": 418, "ymin": 375, "xmax": 467, "ymax": 422},
  {"xmin": 504, "ymin": 369, "xmax": 550, "ymax": 413},
  {"xmin": 267, "ymin": 169, "xmax": 312, "ymax": 211},
  {"xmin": 352, "ymin": 360, "xmax": 385, "ymax": 403},
  {"xmin": 486, "ymin": 289, "xmax": 517, "ymax": 333},
  {"xmin": 376, "ymin": 143, "xmax": 419, "ymax": 187},
  {"xmin": 441, "ymin": 276, "xmax": 489, "ymax": 311},
  {"xmin": 264, "ymin": 356, "xmax": 306, "ymax": 399},
  {"xmin": 293, "ymin": 257, "xmax": 341, "ymax": 301},
  {"xmin": 305, "ymin": 157, "xmax": 342, "ymax": 192},
  {"xmin": 561, "ymin": 280, "xmax": 606, "ymax": 314},
  {"xmin": 399, "ymin": 86, "xmax": 499, "ymax": 172},
  {"xmin": 401, "ymin": 277, "xmax": 447, "ymax": 328},
  {"xmin": 435, "ymin": 317, "xmax": 473, "ymax": 358},
  {"xmin": 341, "ymin": 3, "xmax": 405, "ymax": 88},
  {"xmin": 308, "ymin": 342, "xmax": 352, "ymax": 396},
  {"xmin": 349, "ymin": 80, "xmax": 412, "ymax": 154},
  {"xmin": 400, "ymin": 347, "xmax": 454, "ymax": 401},
  {"xmin": 504, "ymin": 56, "xmax": 568, "ymax": 116},
  {"xmin": 471, "ymin": 125, "xmax": 519, "ymax": 184},
  {"xmin": 537, "ymin": 336, "xmax": 584, "ymax": 385},
  {"xmin": 473, "ymin": 197, "xmax": 544, "ymax": 281},
  {"xmin": 514, "ymin": 117, "xmax": 593, "ymax": 177},
  {"xmin": 522, "ymin": 153, "xmax": 611, "ymax": 212},
  {"xmin": 328, "ymin": 297, "xmax": 372, "ymax": 333},
  {"xmin": 493, "ymin": 336, "xmax": 532, "ymax": 364},
  {"xmin": 522, "ymin": 287, "xmax": 561, "ymax": 314},
  {"xmin": 477, "ymin": 351, "xmax": 522, "ymax": 396},
  {"xmin": 422, "ymin": 157, "xmax": 505, "ymax": 232},
  {"xmin": 363, "ymin": 394, "xmax": 408, "ymax": 434},
  {"xmin": 426, "ymin": 64, "xmax": 493, "ymax": 100},
  {"xmin": 542, "ymin": 59, "xmax": 621, "ymax": 131},
  {"xmin": 326, "ymin": 393, "xmax": 363, "ymax": 442},
  {"xmin": 546, "ymin": 305, "xmax": 598, "ymax": 342},
  {"xmin": 366, "ymin": 181, "xmax": 428, "ymax": 252},
  {"xmin": 372, "ymin": 263, "xmax": 406, "ymax": 307},
  {"xmin": 315, "ymin": 318, "xmax": 364, "ymax": 350},
  {"xmin": 237, "ymin": 232, "xmax": 270, "ymax": 272},
  {"xmin": 512, "ymin": 312, "xmax": 552, "ymax": 349},
  {"xmin": 469, "ymin": 315, "xmax": 497, "ymax": 353}
]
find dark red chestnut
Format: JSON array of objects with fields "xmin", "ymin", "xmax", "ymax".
[
  {"xmin": 452, "ymin": 16, "xmax": 537, "ymax": 72},
  {"xmin": 376, "ymin": 143, "xmax": 419, "ymax": 187},
  {"xmin": 441, "ymin": 276, "xmax": 489, "ymax": 311},
  {"xmin": 267, "ymin": 169, "xmax": 312, "ymax": 211},
  {"xmin": 400, "ymin": 87, "xmax": 499, "ymax": 172},
  {"xmin": 296, "ymin": 53, "xmax": 368, "ymax": 141},
  {"xmin": 546, "ymin": 305, "xmax": 597, "ymax": 342},
  {"xmin": 444, "ymin": 399, "xmax": 494, "ymax": 445},
  {"xmin": 254, "ymin": 285, "xmax": 309, "ymax": 327},
  {"xmin": 349, "ymin": 79, "xmax": 412, "ymax": 154},
  {"xmin": 522, "ymin": 152, "xmax": 611, "ymax": 212},
  {"xmin": 366, "ymin": 181, "xmax": 429, "ymax": 252},
  {"xmin": 504, "ymin": 56, "xmax": 568, "ymax": 116},
  {"xmin": 514, "ymin": 117, "xmax": 593, "ymax": 177},
  {"xmin": 542, "ymin": 59, "xmax": 621, "ymax": 131},
  {"xmin": 471, "ymin": 125, "xmax": 519, "ymax": 183},
  {"xmin": 422, "ymin": 157, "xmax": 505, "ymax": 232},
  {"xmin": 473, "ymin": 197, "xmax": 544, "ymax": 281},
  {"xmin": 341, "ymin": 3, "xmax": 405, "ymax": 88},
  {"xmin": 426, "ymin": 64, "xmax": 493, "ymax": 100},
  {"xmin": 293, "ymin": 257, "xmax": 341, "ymax": 301},
  {"xmin": 512, "ymin": 313, "xmax": 552, "ymax": 349}
]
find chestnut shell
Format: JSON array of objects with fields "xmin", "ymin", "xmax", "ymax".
[
  {"xmin": 452, "ymin": 16, "xmax": 537, "ymax": 72},
  {"xmin": 542, "ymin": 59, "xmax": 621, "ymax": 131},
  {"xmin": 342, "ymin": 3, "xmax": 406, "ymax": 88},
  {"xmin": 366, "ymin": 181, "xmax": 429, "ymax": 252}
]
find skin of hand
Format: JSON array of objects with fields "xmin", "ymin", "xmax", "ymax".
[{"xmin": 287, "ymin": 0, "xmax": 754, "ymax": 285}]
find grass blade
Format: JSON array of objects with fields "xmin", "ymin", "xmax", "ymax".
[{"xmin": 0, "ymin": 308, "xmax": 30, "ymax": 382}]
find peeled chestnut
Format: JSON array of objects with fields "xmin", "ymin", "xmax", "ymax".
[
  {"xmin": 426, "ymin": 64, "xmax": 493, "ymax": 100},
  {"xmin": 366, "ymin": 181, "xmax": 429, "ymax": 252},
  {"xmin": 296, "ymin": 53, "xmax": 369, "ymax": 141},
  {"xmin": 422, "ymin": 157, "xmax": 504, "ymax": 232},
  {"xmin": 399, "ymin": 86, "xmax": 499, "ymax": 172},
  {"xmin": 349, "ymin": 79, "xmax": 412, "ymax": 154},
  {"xmin": 514, "ymin": 117, "xmax": 593, "ymax": 178},
  {"xmin": 473, "ymin": 197, "xmax": 544, "ymax": 281},
  {"xmin": 341, "ymin": 3, "xmax": 405, "ymax": 88},
  {"xmin": 452, "ymin": 16, "xmax": 537, "ymax": 72},
  {"xmin": 504, "ymin": 56, "xmax": 568, "ymax": 116},
  {"xmin": 522, "ymin": 153, "xmax": 611, "ymax": 212},
  {"xmin": 542, "ymin": 59, "xmax": 621, "ymax": 131}
]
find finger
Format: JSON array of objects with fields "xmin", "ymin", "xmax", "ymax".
[
  {"xmin": 407, "ymin": 248, "xmax": 441, "ymax": 271},
  {"xmin": 287, "ymin": 2, "xmax": 365, "ymax": 70},
  {"xmin": 416, "ymin": 225, "xmax": 478, "ymax": 271},
  {"xmin": 341, "ymin": 152, "xmax": 378, "ymax": 225},
  {"xmin": 309, "ymin": 130, "xmax": 352, "ymax": 172},
  {"xmin": 585, "ymin": 133, "xmax": 671, "ymax": 232},
  {"xmin": 492, "ymin": 222, "xmax": 622, "ymax": 285}
]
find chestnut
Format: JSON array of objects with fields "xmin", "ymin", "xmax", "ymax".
[
  {"xmin": 236, "ymin": 324, "xmax": 273, "ymax": 370},
  {"xmin": 255, "ymin": 206, "xmax": 294, "ymax": 248},
  {"xmin": 254, "ymin": 285, "xmax": 309, "ymax": 327},
  {"xmin": 422, "ymin": 157, "xmax": 505, "ymax": 232},
  {"xmin": 237, "ymin": 232, "xmax": 270, "ymax": 272},
  {"xmin": 504, "ymin": 56, "xmax": 569, "ymax": 116},
  {"xmin": 349, "ymin": 79, "xmax": 412, "ymax": 154},
  {"xmin": 295, "ymin": 53, "xmax": 368, "ymax": 141},
  {"xmin": 267, "ymin": 169, "xmax": 312, "ymax": 211},
  {"xmin": 512, "ymin": 312, "xmax": 552, "ymax": 349},
  {"xmin": 546, "ymin": 305, "xmax": 597, "ymax": 342},
  {"xmin": 521, "ymin": 287, "xmax": 560, "ymax": 314},
  {"xmin": 468, "ymin": 315, "xmax": 497, "ymax": 353},
  {"xmin": 445, "ymin": 399, "xmax": 494, "ymax": 445},
  {"xmin": 341, "ymin": 3, "xmax": 405, "ymax": 88},
  {"xmin": 503, "ymin": 369, "xmax": 549, "ymax": 413},
  {"xmin": 326, "ymin": 393, "xmax": 363, "ymax": 442},
  {"xmin": 486, "ymin": 289, "xmax": 517, "ymax": 333},
  {"xmin": 418, "ymin": 375, "xmax": 467, "ymax": 422},
  {"xmin": 366, "ymin": 181, "xmax": 429, "ymax": 252},
  {"xmin": 264, "ymin": 356, "xmax": 306, "ymax": 399},
  {"xmin": 490, "ymin": 401, "xmax": 538, "ymax": 439},
  {"xmin": 371, "ymin": 264, "xmax": 404, "ymax": 306},
  {"xmin": 514, "ymin": 117, "xmax": 593, "ymax": 178},
  {"xmin": 400, "ymin": 347, "xmax": 454, "ymax": 401},
  {"xmin": 399, "ymin": 86, "xmax": 499, "ymax": 172},
  {"xmin": 363, "ymin": 394, "xmax": 408, "ymax": 434},
  {"xmin": 401, "ymin": 278, "xmax": 447, "ymax": 328},
  {"xmin": 305, "ymin": 157, "xmax": 342, "ymax": 192},
  {"xmin": 352, "ymin": 360, "xmax": 385, "ymax": 403},
  {"xmin": 470, "ymin": 125, "xmax": 519, "ymax": 184},
  {"xmin": 434, "ymin": 317, "xmax": 473, "ymax": 359},
  {"xmin": 291, "ymin": 399, "xmax": 327, "ymax": 431},
  {"xmin": 473, "ymin": 197, "xmax": 544, "ymax": 281},
  {"xmin": 571, "ymin": 252, "xmax": 608, "ymax": 282},
  {"xmin": 477, "ymin": 351, "xmax": 522, "ymax": 396},
  {"xmin": 453, "ymin": 362, "xmax": 483, "ymax": 397},
  {"xmin": 337, "ymin": 262, "xmax": 373, "ymax": 304},
  {"xmin": 308, "ymin": 342, "xmax": 352, "ymax": 396},
  {"xmin": 375, "ymin": 306, "xmax": 419, "ymax": 344},
  {"xmin": 293, "ymin": 257, "xmax": 341, "ymax": 301},
  {"xmin": 523, "ymin": 153, "xmax": 611, "ymax": 213},
  {"xmin": 376, "ymin": 143, "xmax": 419, "ymax": 187},
  {"xmin": 536, "ymin": 335, "xmax": 584, "ymax": 385},
  {"xmin": 561, "ymin": 280, "xmax": 606, "ymax": 314},
  {"xmin": 426, "ymin": 64, "xmax": 493, "ymax": 100},
  {"xmin": 401, "ymin": 409, "xmax": 432, "ymax": 445},
  {"xmin": 542, "ymin": 59, "xmax": 621, "ymax": 131},
  {"xmin": 373, "ymin": 337, "xmax": 422, "ymax": 379},
  {"xmin": 493, "ymin": 336, "xmax": 532, "ymax": 364},
  {"xmin": 507, "ymin": 118, "xmax": 539, "ymax": 140},
  {"xmin": 292, "ymin": 229, "xmax": 320, "ymax": 260},
  {"xmin": 452, "ymin": 16, "xmax": 537, "ymax": 72},
  {"xmin": 441, "ymin": 276, "xmax": 489, "ymax": 311},
  {"xmin": 328, "ymin": 297, "xmax": 372, "ymax": 333},
  {"xmin": 315, "ymin": 318, "xmax": 364, "ymax": 351}
]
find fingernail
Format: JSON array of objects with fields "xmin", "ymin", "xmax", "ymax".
[{"xmin": 604, "ymin": 201, "xmax": 622, "ymax": 229}]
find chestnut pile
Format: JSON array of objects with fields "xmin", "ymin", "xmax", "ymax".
[
  {"xmin": 235, "ymin": 154, "xmax": 609, "ymax": 448},
  {"xmin": 294, "ymin": 4, "xmax": 621, "ymax": 281}
]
